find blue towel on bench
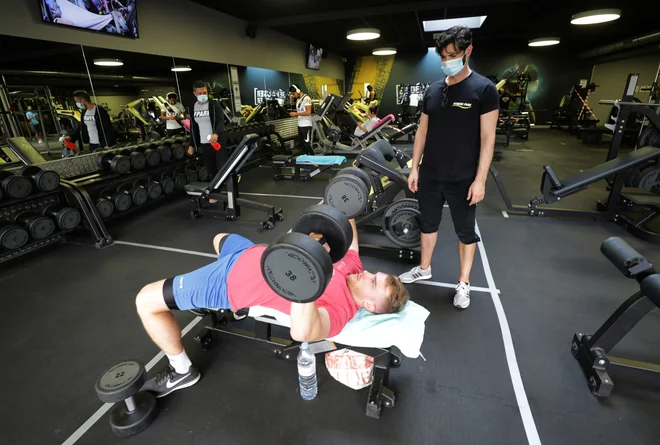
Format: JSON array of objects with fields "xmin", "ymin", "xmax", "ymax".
[{"xmin": 296, "ymin": 155, "xmax": 347, "ymax": 165}]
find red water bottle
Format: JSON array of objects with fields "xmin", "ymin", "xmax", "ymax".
[
  {"xmin": 207, "ymin": 135, "xmax": 222, "ymax": 151},
  {"xmin": 64, "ymin": 139, "xmax": 77, "ymax": 151}
]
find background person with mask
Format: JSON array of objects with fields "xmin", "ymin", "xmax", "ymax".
[
  {"xmin": 161, "ymin": 92, "xmax": 186, "ymax": 137},
  {"xmin": 63, "ymin": 90, "xmax": 116, "ymax": 152},
  {"xmin": 399, "ymin": 26, "xmax": 499, "ymax": 310},
  {"xmin": 288, "ymin": 85, "xmax": 314, "ymax": 155},
  {"xmin": 188, "ymin": 80, "xmax": 226, "ymax": 178}
]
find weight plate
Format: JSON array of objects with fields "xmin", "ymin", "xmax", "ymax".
[
  {"xmin": 197, "ymin": 166, "xmax": 209, "ymax": 182},
  {"xmin": 161, "ymin": 178, "xmax": 175, "ymax": 194},
  {"xmin": 382, "ymin": 198, "xmax": 421, "ymax": 248},
  {"xmin": 144, "ymin": 150, "xmax": 160, "ymax": 167},
  {"xmin": 55, "ymin": 208, "xmax": 82, "ymax": 230},
  {"xmin": 0, "ymin": 225, "xmax": 29, "ymax": 250},
  {"xmin": 172, "ymin": 144, "xmax": 185, "ymax": 160},
  {"xmin": 96, "ymin": 198, "xmax": 114, "ymax": 218},
  {"xmin": 185, "ymin": 170, "xmax": 199, "ymax": 184},
  {"xmin": 27, "ymin": 216, "xmax": 56, "ymax": 239},
  {"xmin": 35, "ymin": 170, "xmax": 60, "ymax": 192},
  {"xmin": 630, "ymin": 163, "xmax": 653, "ymax": 188},
  {"xmin": 95, "ymin": 360, "xmax": 147, "ymax": 403},
  {"xmin": 3, "ymin": 175, "xmax": 33, "ymax": 199},
  {"xmin": 114, "ymin": 193, "xmax": 132, "ymax": 212},
  {"xmin": 146, "ymin": 182, "xmax": 162, "ymax": 200},
  {"xmin": 324, "ymin": 175, "xmax": 369, "ymax": 218},
  {"xmin": 638, "ymin": 165, "xmax": 660, "ymax": 191},
  {"xmin": 131, "ymin": 187, "xmax": 148, "ymax": 206},
  {"xmin": 173, "ymin": 173, "xmax": 186, "ymax": 190},
  {"xmin": 337, "ymin": 167, "xmax": 371, "ymax": 190},
  {"xmin": 111, "ymin": 156, "xmax": 132, "ymax": 174},
  {"xmin": 159, "ymin": 146, "xmax": 172, "ymax": 163},
  {"xmin": 109, "ymin": 391, "xmax": 158, "ymax": 437},
  {"xmin": 260, "ymin": 232, "xmax": 332, "ymax": 303},
  {"xmin": 291, "ymin": 205, "xmax": 353, "ymax": 263},
  {"xmin": 130, "ymin": 152, "xmax": 146, "ymax": 170}
]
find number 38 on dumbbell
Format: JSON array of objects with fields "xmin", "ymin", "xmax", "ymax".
[
  {"xmin": 323, "ymin": 167, "xmax": 372, "ymax": 218},
  {"xmin": 261, "ymin": 205, "xmax": 352, "ymax": 303}
]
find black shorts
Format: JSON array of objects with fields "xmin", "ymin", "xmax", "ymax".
[
  {"xmin": 298, "ymin": 126, "xmax": 313, "ymax": 155},
  {"xmin": 167, "ymin": 128, "xmax": 185, "ymax": 137},
  {"xmin": 417, "ymin": 171, "xmax": 480, "ymax": 245}
]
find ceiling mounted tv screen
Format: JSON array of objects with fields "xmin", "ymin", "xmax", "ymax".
[
  {"xmin": 40, "ymin": 0, "xmax": 139, "ymax": 38},
  {"xmin": 307, "ymin": 44, "xmax": 323, "ymax": 70}
]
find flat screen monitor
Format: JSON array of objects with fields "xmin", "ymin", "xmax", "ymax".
[
  {"xmin": 40, "ymin": 0, "xmax": 139, "ymax": 38},
  {"xmin": 306, "ymin": 44, "xmax": 323, "ymax": 70}
]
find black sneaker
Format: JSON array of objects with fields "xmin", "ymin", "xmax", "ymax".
[{"xmin": 142, "ymin": 365, "xmax": 201, "ymax": 398}]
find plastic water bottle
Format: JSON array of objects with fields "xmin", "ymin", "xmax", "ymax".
[{"xmin": 297, "ymin": 342, "xmax": 318, "ymax": 400}]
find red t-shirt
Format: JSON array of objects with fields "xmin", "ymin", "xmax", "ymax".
[{"xmin": 227, "ymin": 247, "xmax": 362, "ymax": 337}]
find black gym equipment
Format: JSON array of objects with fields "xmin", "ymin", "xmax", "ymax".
[
  {"xmin": 324, "ymin": 168, "xmax": 372, "ymax": 218},
  {"xmin": 0, "ymin": 171, "xmax": 33, "ymax": 199},
  {"xmin": 174, "ymin": 166, "xmax": 198, "ymax": 184},
  {"xmin": 272, "ymin": 155, "xmax": 344, "ymax": 181},
  {"xmin": 119, "ymin": 182, "xmax": 148, "ymax": 206},
  {"xmin": 261, "ymin": 205, "xmax": 352, "ymax": 303},
  {"xmin": 42, "ymin": 205, "xmax": 81, "ymax": 231},
  {"xmin": 95, "ymin": 152, "xmax": 132, "ymax": 175},
  {"xmin": 161, "ymin": 170, "xmax": 187, "ymax": 190},
  {"xmin": 147, "ymin": 175, "xmax": 176, "ymax": 195},
  {"xmin": 133, "ymin": 179, "xmax": 163, "ymax": 201},
  {"xmin": 95, "ymin": 360, "xmax": 158, "ymax": 437},
  {"xmin": 134, "ymin": 145, "xmax": 161, "ymax": 167},
  {"xmin": 186, "ymin": 134, "xmax": 283, "ymax": 230},
  {"xmin": 0, "ymin": 224, "xmax": 29, "ymax": 250},
  {"xmin": 571, "ymin": 237, "xmax": 660, "ymax": 397},
  {"xmin": 17, "ymin": 166, "xmax": 60, "ymax": 192},
  {"xmin": 156, "ymin": 143, "xmax": 172, "ymax": 163},
  {"xmin": 100, "ymin": 187, "xmax": 132, "ymax": 213},
  {"xmin": 14, "ymin": 211, "xmax": 56, "ymax": 240},
  {"xmin": 96, "ymin": 196, "xmax": 115, "ymax": 219},
  {"xmin": 118, "ymin": 149, "xmax": 147, "ymax": 171}
]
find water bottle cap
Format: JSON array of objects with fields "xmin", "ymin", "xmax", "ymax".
[{"xmin": 301, "ymin": 342, "xmax": 309, "ymax": 349}]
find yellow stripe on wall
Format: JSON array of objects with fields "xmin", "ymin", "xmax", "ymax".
[
  {"xmin": 349, "ymin": 55, "xmax": 395, "ymax": 102},
  {"xmin": 303, "ymin": 75, "xmax": 342, "ymax": 99}
]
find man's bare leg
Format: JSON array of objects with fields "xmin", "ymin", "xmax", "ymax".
[
  {"xmin": 136, "ymin": 280, "xmax": 183, "ymax": 355},
  {"xmin": 420, "ymin": 231, "xmax": 438, "ymax": 270},
  {"xmin": 458, "ymin": 241, "xmax": 477, "ymax": 284}
]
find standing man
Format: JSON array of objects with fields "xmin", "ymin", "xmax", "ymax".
[
  {"xmin": 161, "ymin": 92, "xmax": 186, "ymax": 137},
  {"xmin": 188, "ymin": 81, "xmax": 226, "ymax": 177},
  {"xmin": 63, "ymin": 90, "xmax": 116, "ymax": 152},
  {"xmin": 25, "ymin": 106, "xmax": 44, "ymax": 144},
  {"xmin": 399, "ymin": 26, "xmax": 499, "ymax": 309},
  {"xmin": 289, "ymin": 85, "xmax": 314, "ymax": 155},
  {"xmin": 366, "ymin": 85, "xmax": 376, "ymax": 104}
]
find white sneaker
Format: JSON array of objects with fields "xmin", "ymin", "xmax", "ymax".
[
  {"xmin": 38, "ymin": 139, "xmax": 44, "ymax": 144},
  {"xmin": 454, "ymin": 282, "xmax": 470, "ymax": 309},
  {"xmin": 399, "ymin": 266, "xmax": 432, "ymax": 284}
]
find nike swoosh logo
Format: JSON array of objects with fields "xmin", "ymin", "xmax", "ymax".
[
  {"xmin": 166, "ymin": 374, "xmax": 190, "ymax": 388},
  {"xmin": 305, "ymin": 134, "xmax": 311, "ymax": 143}
]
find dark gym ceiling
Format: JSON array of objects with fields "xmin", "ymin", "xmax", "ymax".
[{"xmin": 191, "ymin": 0, "xmax": 660, "ymax": 57}]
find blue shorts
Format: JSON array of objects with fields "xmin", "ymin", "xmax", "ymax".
[{"xmin": 163, "ymin": 234, "xmax": 254, "ymax": 311}]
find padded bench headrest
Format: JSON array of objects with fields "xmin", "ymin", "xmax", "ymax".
[
  {"xmin": 641, "ymin": 274, "xmax": 660, "ymax": 308},
  {"xmin": 601, "ymin": 237, "xmax": 656, "ymax": 281},
  {"xmin": 370, "ymin": 139, "xmax": 396, "ymax": 162}
]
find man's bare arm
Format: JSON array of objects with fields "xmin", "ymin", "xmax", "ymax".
[
  {"xmin": 348, "ymin": 218, "xmax": 359, "ymax": 253},
  {"xmin": 475, "ymin": 109, "xmax": 498, "ymax": 183},
  {"xmin": 289, "ymin": 303, "xmax": 331, "ymax": 342},
  {"xmin": 410, "ymin": 113, "xmax": 428, "ymax": 172}
]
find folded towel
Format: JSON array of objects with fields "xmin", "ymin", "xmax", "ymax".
[
  {"xmin": 248, "ymin": 300, "xmax": 429, "ymax": 359},
  {"xmin": 295, "ymin": 155, "xmax": 347, "ymax": 165}
]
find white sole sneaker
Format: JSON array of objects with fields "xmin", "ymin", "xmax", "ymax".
[
  {"xmin": 400, "ymin": 274, "xmax": 432, "ymax": 284},
  {"xmin": 155, "ymin": 372, "xmax": 202, "ymax": 398}
]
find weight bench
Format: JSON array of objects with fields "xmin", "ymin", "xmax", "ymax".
[
  {"xmin": 272, "ymin": 154, "xmax": 347, "ymax": 181},
  {"xmin": 193, "ymin": 301, "xmax": 429, "ymax": 419},
  {"xmin": 185, "ymin": 134, "xmax": 283, "ymax": 230},
  {"xmin": 572, "ymin": 237, "xmax": 660, "ymax": 397}
]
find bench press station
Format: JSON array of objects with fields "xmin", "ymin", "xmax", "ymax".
[{"xmin": 185, "ymin": 134, "xmax": 284, "ymax": 230}]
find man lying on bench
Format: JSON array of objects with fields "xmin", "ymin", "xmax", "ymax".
[{"xmin": 135, "ymin": 218, "xmax": 410, "ymax": 397}]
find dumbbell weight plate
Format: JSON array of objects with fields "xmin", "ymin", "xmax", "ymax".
[
  {"xmin": 120, "ymin": 150, "xmax": 147, "ymax": 171},
  {"xmin": 324, "ymin": 174, "xmax": 369, "ymax": 219},
  {"xmin": 158, "ymin": 145, "xmax": 172, "ymax": 163},
  {"xmin": 381, "ymin": 198, "xmax": 422, "ymax": 248},
  {"xmin": 109, "ymin": 391, "xmax": 158, "ymax": 437},
  {"xmin": 337, "ymin": 167, "xmax": 372, "ymax": 190},
  {"xmin": 119, "ymin": 183, "xmax": 147, "ymax": 206},
  {"xmin": 291, "ymin": 205, "xmax": 353, "ymax": 263},
  {"xmin": 22, "ymin": 214, "xmax": 56, "ymax": 239},
  {"xmin": 171, "ymin": 144, "xmax": 185, "ymax": 160},
  {"xmin": 95, "ymin": 360, "xmax": 147, "ymax": 403},
  {"xmin": 45, "ymin": 205, "xmax": 81, "ymax": 230},
  {"xmin": 0, "ymin": 173, "xmax": 33, "ymax": 199},
  {"xmin": 0, "ymin": 225, "xmax": 29, "ymax": 250},
  {"xmin": 261, "ymin": 232, "xmax": 333, "ymax": 303},
  {"xmin": 19, "ymin": 166, "xmax": 60, "ymax": 192},
  {"xmin": 163, "ymin": 172, "xmax": 186, "ymax": 190},
  {"xmin": 103, "ymin": 188, "xmax": 132, "ymax": 212},
  {"xmin": 96, "ymin": 198, "xmax": 114, "ymax": 219},
  {"xmin": 136, "ymin": 179, "xmax": 163, "ymax": 200},
  {"xmin": 194, "ymin": 164, "xmax": 209, "ymax": 182},
  {"xmin": 638, "ymin": 165, "xmax": 660, "ymax": 191}
]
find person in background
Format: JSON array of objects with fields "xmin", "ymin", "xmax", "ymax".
[
  {"xmin": 161, "ymin": 92, "xmax": 186, "ymax": 137},
  {"xmin": 187, "ymin": 80, "xmax": 226, "ymax": 177},
  {"xmin": 354, "ymin": 105, "xmax": 379, "ymax": 138},
  {"xmin": 366, "ymin": 85, "xmax": 376, "ymax": 104},
  {"xmin": 399, "ymin": 26, "xmax": 499, "ymax": 310},
  {"xmin": 63, "ymin": 90, "xmax": 116, "ymax": 152},
  {"xmin": 289, "ymin": 85, "xmax": 314, "ymax": 155},
  {"xmin": 25, "ymin": 106, "xmax": 44, "ymax": 144}
]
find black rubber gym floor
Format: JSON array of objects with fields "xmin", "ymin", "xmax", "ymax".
[{"xmin": 1, "ymin": 128, "xmax": 659, "ymax": 445}]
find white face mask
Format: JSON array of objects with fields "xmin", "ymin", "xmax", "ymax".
[
  {"xmin": 197, "ymin": 94, "xmax": 208, "ymax": 103},
  {"xmin": 441, "ymin": 55, "xmax": 466, "ymax": 77}
]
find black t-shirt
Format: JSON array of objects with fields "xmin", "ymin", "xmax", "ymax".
[{"xmin": 422, "ymin": 71, "xmax": 499, "ymax": 181}]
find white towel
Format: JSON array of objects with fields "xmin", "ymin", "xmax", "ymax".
[{"xmin": 248, "ymin": 301, "xmax": 429, "ymax": 359}]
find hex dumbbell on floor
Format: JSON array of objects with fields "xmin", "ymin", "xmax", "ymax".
[
  {"xmin": 261, "ymin": 205, "xmax": 352, "ymax": 303},
  {"xmin": 323, "ymin": 167, "xmax": 372, "ymax": 218},
  {"xmin": 95, "ymin": 360, "xmax": 158, "ymax": 437},
  {"xmin": 96, "ymin": 152, "xmax": 132, "ymax": 174}
]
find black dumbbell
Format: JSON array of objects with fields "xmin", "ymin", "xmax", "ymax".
[
  {"xmin": 17, "ymin": 166, "xmax": 60, "ymax": 192},
  {"xmin": 95, "ymin": 196, "xmax": 114, "ymax": 219},
  {"xmin": 147, "ymin": 175, "xmax": 175, "ymax": 195},
  {"xmin": 0, "ymin": 171, "xmax": 33, "ymax": 199},
  {"xmin": 156, "ymin": 144, "xmax": 172, "ymax": 163},
  {"xmin": 100, "ymin": 187, "xmax": 132, "ymax": 213},
  {"xmin": 118, "ymin": 182, "xmax": 148, "ymax": 207},
  {"xmin": 190, "ymin": 161, "xmax": 209, "ymax": 182},
  {"xmin": 0, "ymin": 223, "xmax": 29, "ymax": 250},
  {"xmin": 161, "ymin": 170, "xmax": 186, "ymax": 190},
  {"xmin": 118, "ymin": 149, "xmax": 147, "ymax": 171},
  {"xmin": 14, "ymin": 211, "xmax": 56, "ymax": 240},
  {"xmin": 95, "ymin": 360, "xmax": 158, "ymax": 437},
  {"xmin": 260, "ymin": 205, "xmax": 351, "ymax": 303},
  {"xmin": 134, "ymin": 178, "xmax": 162, "ymax": 200},
  {"xmin": 42, "ymin": 204, "xmax": 82, "ymax": 231},
  {"xmin": 174, "ymin": 166, "xmax": 198, "ymax": 184},
  {"xmin": 95, "ymin": 152, "xmax": 132, "ymax": 174},
  {"xmin": 133, "ymin": 145, "xmax": 161, "ymax": 167},
  {"xmin": 171, "ymin": 143, "xmax": 186, "ymax": 160}
]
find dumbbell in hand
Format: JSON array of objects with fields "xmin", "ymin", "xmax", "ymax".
[
  {"xmin": 323, "ymin": 167, "xmax": 372, "ymax": 218},
  {"xmin": 261, "ymin": 204, "xmax": 352, "ymax": 303}
]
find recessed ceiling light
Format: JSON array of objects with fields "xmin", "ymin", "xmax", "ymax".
[
  {"xmin": 372, "ymin": 47, "xmax": 397, "ymax": 56},
  {"xmin": 528, "ymin": 37, "xmax": 560, "ymax": 47},
  {"xmin": 571, "ymin": 9, "xmax": 621, "ymax": 25},
  {"xmin": 93, "ymin": 58, "xmax": 123, "ymax": 67},
  {"xmin": 428, "ymin": 47, "xmax": 436, "ymax": 52},
  {"xmin": 423, "ymin": 16, "xmax": 487, "ymax": 32},
  {"xmin": 171, "ymin": 66, "xmax": 192, "ymax": 72},
  {"xmin": 347, "ymin": 28, "xmax": 380, "ymax": 41}
]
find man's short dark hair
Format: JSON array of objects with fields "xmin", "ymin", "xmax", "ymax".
[
  {"xmin": 73, "ymin": 90, "xmax": 91, "ymax": 102},
  {"xmin": 367, "ymin": 85, "xmax": 373, "ymax": 92},
  {"xmin": 167, "ymin": 92, "xmax": 178, "ymax": 100},
  {"xmin": 435, "ymin": 26, "xmax": 473, "ymax": 55},
  {"xmin": 192, "ymin": 80, "xmax": 206, "ymax": 90},
  {"xmin": 369, "ymin": 105, "xmax": 379, "ymax": 115}
]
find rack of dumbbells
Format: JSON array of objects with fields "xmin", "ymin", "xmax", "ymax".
[{"xmin": 224, "ymin": 119, "xmax": 298, "ymax": 161}]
